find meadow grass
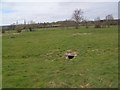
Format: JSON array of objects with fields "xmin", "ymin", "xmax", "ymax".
[
  {"xmin": 2, "ymin": 26, "xmax": 118, "ymax": 88},
  {"xmin": 0, "ymin": 33, "xmax": 2, "ymax": 89}
]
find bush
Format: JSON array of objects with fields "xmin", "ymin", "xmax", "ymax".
[
  {"xmin": 29, "ymin": 27, "xmax": 32, "ymax": 32},
  {"xmin": 17, "ymin": 29, "xmax": 22, "ymax": 33},
  {"xmin": 2, "ymin": 30, "xmax": 5, "ymax": 33},
  {"xmin": 95, "ymin": 24, "xmax": 101, "ymax": 28}
]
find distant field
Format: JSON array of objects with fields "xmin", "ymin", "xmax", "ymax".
[{"xmin": 2, "ymin": 26, "xmax": 118, "ymax": 88}]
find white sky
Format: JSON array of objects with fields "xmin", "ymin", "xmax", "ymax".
[{"xmin": 0, "ymin": 0, "xmax": 119, "ymax": 26}]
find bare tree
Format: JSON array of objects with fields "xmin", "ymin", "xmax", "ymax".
[
  {"xmin": 82, "ymin": 17, "xmax": 89, "ymax": 28},
  {"xmin": 72, "ymin": 9, "xmax": 83, "ymax": 29},
  {"xmin": 105, "ymin": 14, "xmax": 114, "ymax": 27},
  {"xmin": 94, "ymin": 17, "xmax": 101, "ymax": 28}
]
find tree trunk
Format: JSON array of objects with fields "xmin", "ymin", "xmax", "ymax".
[{"xmin": 75, "ymin": 22, "xmax": 79, "ymax": 29}]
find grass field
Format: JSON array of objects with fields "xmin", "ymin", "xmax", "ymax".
[{"xmin": 2, "ymin": 26, "xmax": 118, "ymax": 88}]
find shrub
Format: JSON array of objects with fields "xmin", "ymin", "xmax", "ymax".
[
  {"xmin": 17, "ymin": 29, "xmax": 22, "ymax": 33},
  {"xmin": 2, "ymin": 30, "xmax": 5, "ymax": 33},
  {"xmin": 95, "ymin": 24, "xmax": 101, "ymax": 28}
]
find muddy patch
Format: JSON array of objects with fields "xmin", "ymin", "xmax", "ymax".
[
  {"xmin": 65, "ymin": 50, "xmax": 78, "ymax": 60},
  {"xmin": 73, "ymin": 33, "xmax": 92, "ymax": 36},
  {"xmin": 12, "ymin": 33, "xmax": 20, "ymax": 35}
]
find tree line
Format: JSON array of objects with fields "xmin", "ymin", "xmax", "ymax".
[
  {"xmin": 72, "ymin": 9, "xmax": 116, "ymax": 29},
  {"xmin": 1, "ymin": 9, "xmax": 118, "ymax": 33}
]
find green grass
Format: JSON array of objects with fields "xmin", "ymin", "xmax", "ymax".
[
  {"xmin": 2, "ymin": 26, "xmax": 118, "ymax": 88},
  {"xmin": 0, "ymin": 34, "xmax": 2, "ymax": 89}
]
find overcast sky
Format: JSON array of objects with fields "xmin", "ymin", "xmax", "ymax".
[{"xmin": 0, "ymin": 0, "xmax": 119, "ymax": 26}]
